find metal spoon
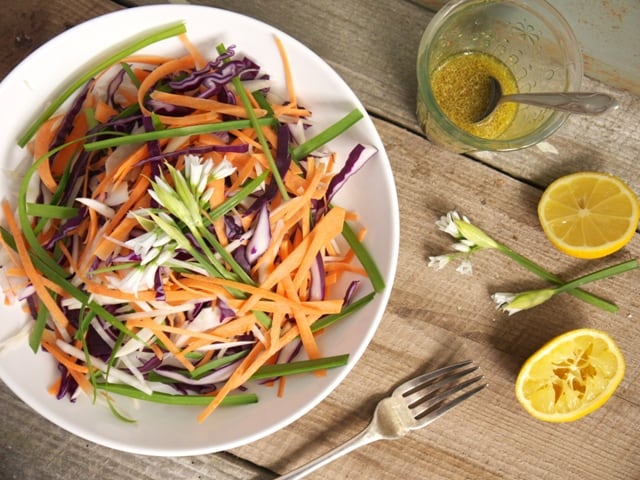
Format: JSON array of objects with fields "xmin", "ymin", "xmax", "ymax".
[{"xmin": 475, "ymin": 76, "xmax": 619, "ymax": 123}]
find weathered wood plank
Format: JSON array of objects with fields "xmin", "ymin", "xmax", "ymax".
[{"xmin": 0, "ymin": 0, "xmax": 122, "ymax": 79}]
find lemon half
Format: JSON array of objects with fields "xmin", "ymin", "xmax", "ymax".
[
  {"xmin": 515, "ymin": 328, "xmax": 625, "ymax": 422},
  {"xmin": 537, "ymin": 172, "xmax": 640, "ymax": 259}
]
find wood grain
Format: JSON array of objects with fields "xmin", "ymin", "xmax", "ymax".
[{"xmin": 1, "ymin": 1, "xmax": 639, "ymax": 479}]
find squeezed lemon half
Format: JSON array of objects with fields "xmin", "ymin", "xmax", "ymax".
[{"xmin": 515, "ymin": 328, "xmax": 625, "ymax": 422}]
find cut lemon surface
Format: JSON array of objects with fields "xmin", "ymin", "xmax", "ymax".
[
  {"xmin": 537, "ymin": 172, "xmax": 640, "ymax": 259},
  {"xmin": 515, "ymin": 328, "xmax": 625, "ymax": 422}
]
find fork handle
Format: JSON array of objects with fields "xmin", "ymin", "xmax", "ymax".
[{"xmin": 276, "ymin": 426, "xmax": 381, "ymax": 479}]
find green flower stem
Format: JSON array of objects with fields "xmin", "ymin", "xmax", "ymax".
[
  {"xmin": 95, "ymin": 383, "xmax": 258, "ymax": 407},
  {"xmin": 342, "ymin": 221, "xmax": 385, "ymax": 293},
  {"xmin": 198, "ymin": 225, "xmax": 255, "ymax": 285},
  {"xmin": 495, "ymin": 243, "xmax": 620, "ymax": 313},
  {"xmin": 552, "ymin": 259, "xmax": 638, "ymax": 295},
  {"xmin": 250, "ymin": 354, "xmax": 349, "ymax": 380},
  {"xmin": 83, "ymin": 117, "xmax": 276, "ymax": 151},
  {"xmin": 291, "ymin": 108, "xmax": 364, "ymax": 162}
]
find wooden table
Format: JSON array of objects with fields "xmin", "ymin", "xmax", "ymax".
[{"xmin": 2, "ymin": 1, "xmax": 639, "ymax": 479}]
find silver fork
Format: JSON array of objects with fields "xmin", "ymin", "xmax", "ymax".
[{"xmin": 277, "ymin": 360, "xmax": 486, "ymax": 479}]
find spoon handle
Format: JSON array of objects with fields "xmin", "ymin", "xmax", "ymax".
[{"xmin": 502, "ymin": 92, "xmax": 618, "ymax": 115}]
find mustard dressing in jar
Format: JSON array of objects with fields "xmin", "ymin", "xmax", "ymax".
[{"xmin": 430, "ymin": 52, "xmax": 518, "ymax": 139}]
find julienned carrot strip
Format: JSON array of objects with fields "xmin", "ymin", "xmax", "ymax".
[
  {"xmin": 94, "ymin": 99, "xmax": 119, "ymax": 123},
  {"xmin": 180, "ymin": 274, "xmax": 343, "ymax": 315},
  {"xmin": 92, "ymin": 217, "xmax": 139, "ymax": 261},
  {"xmin": 125, "ymin": 318, "xmax": 227, "ymax": 343},
  {"xmin": 198, "ymin": 309, "xmax": 321, "ymax": 422},
  {"xmin": 51, "ymin": 99, "xmax": 91, "ymax": 177},
  {"xmin": 278, "ymin": 276, "xmax": 321, "ymax": 361},
  {"xmin": 41, "ymin": 336, "xmax": 89, "ymax": 374},
  {"xmin": 110, "ymin": 144, "xmax": 153, "ymax": 184},
  {"xmin": 178, "ymin": 33, "xmax": 207, "ymax": 69},
  {"xmin": 209, "ymin": 313, "xmax": 257, "ymax": 339},
  {"xmin": 271, "ymin": 104, "xmax": 311, "ymax": 118},
  {"xmin": 81, "ymin": 277, "xmax": 209, "ymax": 304},
  {"xmin": 277, "ymin": 376, "xmax": 286, "ymax": 397},
  {"xmin": 150, "ymin": 91, "xmax": 268, "ymax": 118},
  {"xmin": 274, "ymin": 36, "xmax": 297, "ymax": 108},
  {"xmin": 324, "ymin": 261, "xmax": 367, "ymax": 277},
  {"xmin": 0, "ymin": 232, "xmax": 22, "ymax": 278},
  {"xmin": 229, "ymin": 154, "xmax": 259, "ymax": 191},
  {"xmin": 197, "ymin": 341, "xmax": 265, "ymax": 422},
  {"xmin": 252, "ymin": 220, "xmax": 286, "ymax": 279},
  {"xmin": 229, "ymin": 128, "xmax": 262, "ymax": 151},
  {"xmin": 48, "ymin": 377, "xmax": 63, "ymax": 396},
  {"xmin": 124, "ymin": 317, "xmax": 195, "ymax": 372},
  {"xmin": 33, "ymin": 116, "xmax": 63, "ymax": 192},
  {"xmin": 84, "ymin": 207, "xmax": 99, "ymax": 250},
  {"xmin": 80, "ymin": 167, "xmax": 151, "ymax": 270},
  {"xmin": 2, "ymin": 200, "xmax": 70, "ymax": 335},
  {"xmin": 6, "ymin": 265, "xmax": 66, "ymax": 299},
  {"xmin": 239, "ymin": 206, "xmax": 345, "ymax": 316},
  {"xmin": 292, "ymin": 207, "xmax": 347, "ymax": 292},
  {"xmin": 120, "ymin": 54, "xmax": 174, "ymax": 66},
  {"xmin": 156, "ymin": 111, "xmax": 226, "ymax": 127},
  {"xmin": 137, "ymin": 54, "xmax": 196, "ymax": 115}
]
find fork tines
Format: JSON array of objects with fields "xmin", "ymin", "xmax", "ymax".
[{"xmin": 396, "ymin": 360, "xmax": 487, "ymax": 427}]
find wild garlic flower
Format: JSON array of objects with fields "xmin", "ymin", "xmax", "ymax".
[
  {"xmin": 491, "ymin": 289, "xmax": 556, "ymax": 316},
  {"xmin": 114, "ymin": 230, "xmax": 176, "ymax": 294},
  {"xmin": 123, "ymin": 230, "xmax": 172, "ymax": 265},
  {"xmin": 429, "ymin": 211, "xmax": 499, "ymax": 275},
  {"xmin": 429, "ymin": 210, "xmax": 636, "ymax": 314},
  {"xmin": 150, "ymin": 155, "xmax": 236, "ymax": 230},
  {"xmin": 436, "ymin": 211, "xmax": 499, "ymax": 250}
]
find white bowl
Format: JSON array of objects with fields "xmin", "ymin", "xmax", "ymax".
[{"xmin": 0, "ymin": 5, "xmax": 399, "ymax": 456}]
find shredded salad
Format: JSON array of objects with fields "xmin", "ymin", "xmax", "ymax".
[{"xmin": 0, "ymin": 23, "xmax": 384, "ymax": 422}]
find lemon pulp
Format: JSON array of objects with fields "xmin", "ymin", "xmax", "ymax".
[
  {"xmin": 515, "ymin": 329, "xmax": 625, "ymax": 422},
  {"xmin": 537, "ymin": 172, "xmax": 640, "ymax": 259}
]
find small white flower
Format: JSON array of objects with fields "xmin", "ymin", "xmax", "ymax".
[
  {"xmin": 125, "ymin": 231, "xmax": 172, "ymax": 260},
  {"xmin": 201, "ymin": 187, "xmax": 214, "ymax": 204},
  {"xmin": 428, "ymin": 255, "xmax": 451, "ymax": 270},
  {"xmin": 456, "ymin": 259, "xmax": 473, "ymax": 275},
  {"xmin": 212, "ymin": 157, "xmax": 236, "ymax": 179},
  {"xmin": 436, "ymin": 211, "xmax": 463, "ymax": 238},
  {"xmin": 491, "ymin": 292, "xmax": 516, "ymax": 308},
  {"xmin": 452, "ymin": 239, "xmax": 474, "ymax": 253},
  {"xmin": 184, "ymin": 154, "xmax": 207, "ymax": 190}
]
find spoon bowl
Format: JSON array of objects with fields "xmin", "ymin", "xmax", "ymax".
[{"xmin": 475, "ymin": 77, "xmax": 619, "ymax": 123}]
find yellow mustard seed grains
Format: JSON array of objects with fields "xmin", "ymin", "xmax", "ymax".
[{"xmin": 431, "ymin": 51, "xmax": 518, "ymax": 139}]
